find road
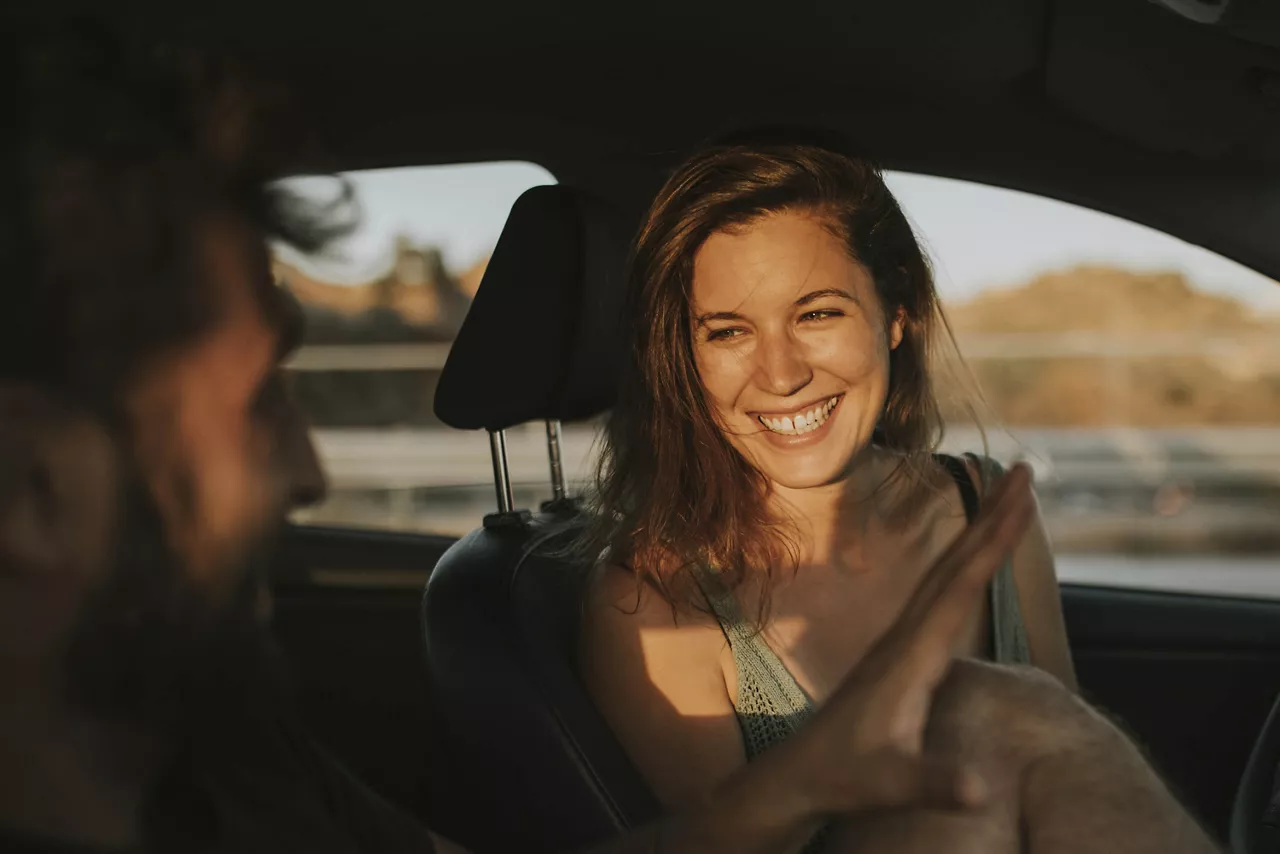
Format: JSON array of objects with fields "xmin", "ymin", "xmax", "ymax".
[
  {"xmin": 308, "ymin": 423, "xmax": 1280, "ymax": 490},
  {"xmin": 291, "ymin": 423, "xmax": 1280, "ymax": 567}
]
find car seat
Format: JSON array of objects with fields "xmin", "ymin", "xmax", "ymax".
[{"xmin": 422, "ymin": 185, "xmax": 662, "ymax": 853}]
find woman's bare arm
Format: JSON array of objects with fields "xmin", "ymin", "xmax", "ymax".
[{"xmin": 577, "ymin": 567, "xmax": 748, "ymax": 807}]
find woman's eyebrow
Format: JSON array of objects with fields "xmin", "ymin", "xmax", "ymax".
[
  {"xmin": 695, "ymin": 310, "xmax": 746, "ymax": 327},
  {"xmin": 795, "ymin": 287, "xmax": 858, "ymax": 307},
  {"xmin": 695, "ymin": 288, "xmax": 858, "ymax": 326}
]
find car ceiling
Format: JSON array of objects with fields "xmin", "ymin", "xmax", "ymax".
[{"xmin": 21, "ymin": 0, "xmax": 1280, "ymax": 282}]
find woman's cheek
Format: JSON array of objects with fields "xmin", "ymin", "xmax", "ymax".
[
  {"xmin": 819, "ymin": 323, "xmax": 885, "ymax": 380},
  {"xmin": 694, "ymin": 348, "xmax": 741, "ymax": 407}
]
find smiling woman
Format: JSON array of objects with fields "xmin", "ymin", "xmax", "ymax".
[
  {"xmin": 691, "ymin": 212, "xmax": 908, "ymax": 493},
  {"xmin": 583, "ymin": 141, "xmax": 967, "ymax": 607},
  {"xmin": 576, "ymin": 135, "xmax": 1077, "ymax": 850}
]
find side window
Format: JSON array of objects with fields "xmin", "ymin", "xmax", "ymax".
[
  {"xmin": 885, "ymin": 172, "xmax": 1280, "ymax": 598},
  {"xmin": 272, "ymin": 161, "xmax": 557, "ymax": 536}
]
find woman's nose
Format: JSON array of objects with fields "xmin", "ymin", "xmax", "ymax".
[{"xmin": 754, "ymin": 332, "xmax": 812, "ymax": 398}]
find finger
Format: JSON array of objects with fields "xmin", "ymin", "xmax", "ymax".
[
  {"xmin": 876, "ymin": 466, "xmax": 1033, "ymax": 649},
  {"xmin": 896, "ymin": 491, "xmax": 1035, "ymax": 672},
  {"xmin": 948, "ymin": 472, "xmax": 1036, "ymax": 590},
  {"xmin": 896, "ymin": 464, "xmax": 1033, "ymax": 620},
  {"xmin": 867, "ymin": 478, "xmax": 1034, "ymax": 690},
  {"xmin": 906, "ymin": 467, "xmax": 1034, "ymax": 623},
  {"xmin": 846, "ymin": 748, "xmax": 989, "ymax": 812}
]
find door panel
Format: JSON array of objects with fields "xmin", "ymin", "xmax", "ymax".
[
  {"xmin": 1064, "ymin": 584, "xmax": 1280, "ymax": 842},
  {"xmin": 269, "ymin": 525, "xmax": 450, "ymax": 827},
  {"xmin": 269, "ymin": 526, "xmax": 1280, "ymax": 846}
]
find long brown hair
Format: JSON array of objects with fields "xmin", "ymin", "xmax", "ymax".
[{"xmin": 582, "ymin": 138, "xmax": 970, "ymax": 618}]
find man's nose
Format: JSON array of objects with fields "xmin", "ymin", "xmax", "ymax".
[
  {"xmin": 280, "ymin": 401, "xmax": 328, "ymax": 509},
  {"xmin": 754, "ymin": 331, "xmax": 813, "ymax": 398}
]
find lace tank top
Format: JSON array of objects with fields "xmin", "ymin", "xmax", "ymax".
[{"xmin": 695, "ymin": 454, "xmax": 1032, "ymax": 850}]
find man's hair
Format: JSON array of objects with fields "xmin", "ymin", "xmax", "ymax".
[{"xmin": 2, "ymin": 19, "xmax": 353, "ymax": 411}]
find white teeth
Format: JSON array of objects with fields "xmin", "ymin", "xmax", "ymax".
[{"xmin": 759, "ymin": 395, "xmax": 842, "ymax": 436}]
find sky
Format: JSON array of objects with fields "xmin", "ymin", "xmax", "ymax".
[{"xmin": 275, "ymin": 161, "xmax": 1280, "ymax": 311}]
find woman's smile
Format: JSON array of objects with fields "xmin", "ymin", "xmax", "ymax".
[{"xmin": 751, "ymin": 393, "xmax": 844, "ymax": 447}]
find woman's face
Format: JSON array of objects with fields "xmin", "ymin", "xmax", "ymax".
[{"xmin": 690, "ymin": 210, "xmax": 903, "ymax": 490}]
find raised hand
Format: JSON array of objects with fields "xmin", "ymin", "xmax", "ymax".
[{"xmin": 789, "ymin": 462, "xmax": 1036, "ymax": 815}]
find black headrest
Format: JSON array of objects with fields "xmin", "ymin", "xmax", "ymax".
[{"xmin": 434, "ymin": 185, "xmax": 631, "ymax": 431}]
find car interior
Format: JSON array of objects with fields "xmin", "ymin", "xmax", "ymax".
[{"xmin": 22, "ymin": 0, "xmax": 1280, "ymax": 852}]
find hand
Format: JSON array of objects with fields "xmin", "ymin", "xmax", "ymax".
[{"xmin": 790, "ymin": 462, "xmax": 1036, "ymax": 815}]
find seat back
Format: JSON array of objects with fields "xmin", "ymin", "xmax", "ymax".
[
  {"xmin": 422, "ymin": 185, "xmax": 661, "ymax": 852},
  {"xmin": 424, "ymin": 522, "xmax": 661, "ymax": 851}
]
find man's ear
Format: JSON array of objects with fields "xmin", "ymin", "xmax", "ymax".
[
  {"xmin": 0, "ymin": 384, "xmax": 119, "ymax": 581},
  {"xmin": 888, "ymin": 306, "xmax": 907, "ymax": 351}
]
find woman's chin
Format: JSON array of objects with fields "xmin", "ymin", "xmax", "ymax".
[
  {"xmin": 733, "ymin": 425, "xmax": 872, "ymax": 492},
  {"xmin": 757, "ymin": 454, "xmax": 860, "ymax": 492}
]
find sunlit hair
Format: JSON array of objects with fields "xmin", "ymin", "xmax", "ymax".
[{"xmin": 580, "ymin": 138, "xmax": 981, "ymax": 622}]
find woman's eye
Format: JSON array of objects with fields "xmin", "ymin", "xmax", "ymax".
[
  {"xmin": 706, "ymin": 327, "xmax": 744, "ymax": 342},
  {"xmin": 801, "ymin": 309, "xmax": 842, "ymax": 322}
]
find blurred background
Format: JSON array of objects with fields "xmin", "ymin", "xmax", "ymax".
[{"xmin": 274, "ymin": 163, "xmax": 1280, "ymax": 597}]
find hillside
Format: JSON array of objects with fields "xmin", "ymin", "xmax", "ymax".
[
  {"xmin": 275, "ymin": 247, "xmax": 1280, "ymax": 428},
  {"xmin": 946, "ymin": 265, "xmax": 1265, "ymax": 334},
  {"xmin": 942, "ymin": 266, "xmax": 1280, "ymax": 426}
]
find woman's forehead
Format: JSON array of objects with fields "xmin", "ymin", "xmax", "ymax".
[{"xmin": 691, "ymin": 212, "xmax": 870, "ymax": 311}]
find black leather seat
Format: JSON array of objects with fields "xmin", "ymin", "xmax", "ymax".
[
  {"xmin": 1232, "ymin": 689, "xmax": 1280, "ymax": 854},
  {"xmin": 421, "ymin": 185, "xmax": 662, "ymax": 853}
]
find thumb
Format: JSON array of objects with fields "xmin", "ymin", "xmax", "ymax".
[{"xmin": 849, "ymin": 748, "xmax": 989, "ymax": 812}]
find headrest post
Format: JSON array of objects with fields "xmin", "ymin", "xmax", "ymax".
[
  {"xmin": 488, "ymin": 429, "xmax": 515, "ymax": 514},
  {"xmin": 545, "ymin": 419, "xmax": 566, "ymax": 501}
]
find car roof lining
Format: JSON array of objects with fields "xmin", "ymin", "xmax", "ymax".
[{"xmin": 20, "ymin": 0, "xmax": 1280, "ymax": 281}]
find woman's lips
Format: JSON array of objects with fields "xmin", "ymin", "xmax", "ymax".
[{"xmin": 754, "ymin": 394, "xmax": 844, "ymax": 447}]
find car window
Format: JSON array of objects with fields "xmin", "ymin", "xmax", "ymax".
[
  {"xmin": 274, "ymin": 161, "xmax": 564, "ymax": 537},
  {"xmin": 277, "ymin": 163, "xmax": 1280, "ymax": 601},
  {"xmin": 885, "ymin": 172, "xmax": 1280, "ymax": 600}
]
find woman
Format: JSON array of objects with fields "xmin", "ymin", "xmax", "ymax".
[{"xmin": 576, "ymin": 138, "xmax": 1076, "ymax": 830}]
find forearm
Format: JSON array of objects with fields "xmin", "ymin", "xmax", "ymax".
[{"xmin": 1022, "ymin": 716, "xmax": 1221, "ymax": 854}]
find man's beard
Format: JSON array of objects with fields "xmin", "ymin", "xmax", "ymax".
[{"xmin": 60, "ymin": 468, "xmax": 294, "ymax": 746}]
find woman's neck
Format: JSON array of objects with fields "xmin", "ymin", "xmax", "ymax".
[{"xmin": 769, "ymin": 450, "xmax": 896, "ymax": 570}]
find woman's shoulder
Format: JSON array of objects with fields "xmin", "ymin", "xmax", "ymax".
[
  {"xmin": 876, "ymin": 449, "xmax": 999, "ymax": 531},
  {"xmin": 583, "ymin": 561, "xmax": 725, "ymax": 639},
  {"xmin": 578, "ymin": 562, "xmax": 733, "ymax": 705}
]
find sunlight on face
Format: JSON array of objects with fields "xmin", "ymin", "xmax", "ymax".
[
  {"xmin": 691, "ymin": 211, "xmax": 904, "ymax": 491},
  {"xmin": 124, "ymin": 217, "xmax": 294, "ymax": 601}
]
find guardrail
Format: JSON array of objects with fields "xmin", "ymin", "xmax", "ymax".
[{"xmin": 309, "ymin": 424, "xmax": 1280, "ymax": 491}]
